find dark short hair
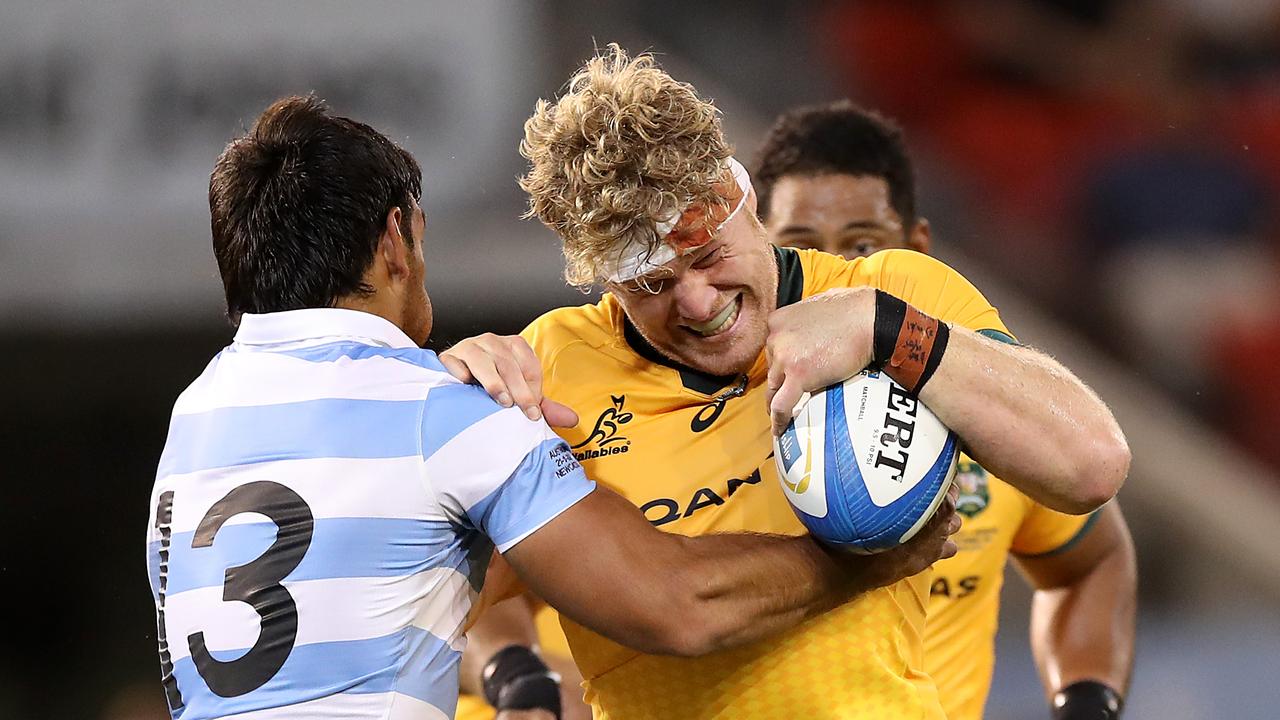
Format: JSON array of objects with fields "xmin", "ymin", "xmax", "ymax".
[
  {"xmin": 753, "ymin": 100, "xmax": 916, "ymax": 228},
  {"xmin": 209, "ymin": 95, "xmax": 422, "ymax": 323}
]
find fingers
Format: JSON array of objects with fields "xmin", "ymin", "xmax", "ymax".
[
  {"xmin": 459, "ymin": 346, "xmax": 514, "ymax": 408},
  {"xmin": 541, "ymin": 398, "xmax": 580, "ymax": 429},
  {"xmin": 765, "ymin": 362, "xmax": 784, "ymax": 415},
  {"xmin": 919, "ymin": 488, "xmax": 962, "ymax": 562},
  {"xmin": 440, "ymin": 335, "xmax": 548, "ymax": 421},
  {"xmin": 769, "ymin": 375, "xmax": 804, "ymax": 436},
  {"xmin": 437, "ymin": 352, "xmax": 475, "ymax": 385},
  {"xmin": 506, "ymin": 336, "xmax": 550, "ymax": 421},
  {"xmin": 939, "ymin": 539, "xmax": 958, "ymax": 559},
  {"xmin": 915, "ymin": 506, "xmax": 950, "ymax": 542},
  {"xmin": 492, "ymin": 350, "xmax": 541, "ymax": 421},
  {"xmin": 511, "ymin": 338, "xmax": 545, "ymax": 407}
]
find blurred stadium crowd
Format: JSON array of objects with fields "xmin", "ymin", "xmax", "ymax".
[{"xmin": 825, "ymin": 0, "xmax": 1280, "ymax": 471}]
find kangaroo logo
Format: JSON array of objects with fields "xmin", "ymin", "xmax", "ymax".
[
  {"xmin": 571, "ymin": 395, "xmax": 634, "ymax": 450},
  {"xmin": 954, "ymin": 460, "xmax": 990, "ymax": 518}
]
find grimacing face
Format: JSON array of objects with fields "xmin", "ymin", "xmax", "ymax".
[
  {"xmin": 767, "ymin": 174, "xmax": 930, "ymax": 259},
  {"xmin": 610, "ymin": 189, "xmax": 779, "ymax": 377}
]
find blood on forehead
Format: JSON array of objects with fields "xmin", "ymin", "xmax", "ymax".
[
  {"xmin": 664, "ymin": 169, "xmax": 746, "ymax": 252},
  {"xmin": 602, "ymin": 157, "xmax": 753, "ymax": 285}
]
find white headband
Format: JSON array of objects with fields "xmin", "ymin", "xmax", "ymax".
[{"xmin": 605, "ymin": 156, "xmax": 753, "ymax": 284}]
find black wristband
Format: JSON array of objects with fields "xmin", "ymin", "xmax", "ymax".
[
  {"xmin": 871, "ymin": 289, "xmax": 950, "ymax": 394},
  {"xmin": 914, "ymin": 319, "xmax": 949, "ymax": 393},
  {"xmin": 1052, "ymin": 680, "xmax": 1123, "ymax": 720},
  {"xmin": 481, "ymin": 645, "xmax": 562, "ymax": 718},
  {"xmin": 871, "ymin": 289, "xmax": 907, "ymax": 369}
]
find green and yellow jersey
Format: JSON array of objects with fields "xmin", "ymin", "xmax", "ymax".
[
  {"xmin": 510, "ymin": 247, "xmax": 1010, "ymax": 719},
  {"xmin": 924, "ymin": 458, "xmax": 1096, "ymax": 720}
]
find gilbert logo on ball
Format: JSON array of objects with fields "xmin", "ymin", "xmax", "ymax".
[{"xmin": 775, "ymin": 370, "xmax": 959, "ymax": 553}]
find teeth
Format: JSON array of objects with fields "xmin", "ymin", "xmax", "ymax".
[{"xmin": 689, "ymin": 297, "xmax": 740, "ymax": 336}]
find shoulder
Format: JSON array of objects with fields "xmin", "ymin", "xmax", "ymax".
[
  {"xmin": 521, "ymin": 297, "xmax": 628, "ymax": 388},
  {"xmin": 858, "ymin": 248, "xmax": 976, "ymax": 294},
  {"xmin": 522, "ymin": 298, "xmax": 618, "ymax": 354},
  {"xmin": 1009, "ymin": 489, "xmax": 1097, "ymax": 557},
  {"xmin": 867, "ymin": 250, "xmax": 1012, "ymax": 335},
  {"xmin": 787, "ymin": 247, "xmax": 946, "ymax": 298},
  {"xmin": 780, "ymin": 247, "xmax": 873, "ymax": 299}
]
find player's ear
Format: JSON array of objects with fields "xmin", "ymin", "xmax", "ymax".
[
  {"xmin": 908, "ymin": 218, "xmax": 932, "ymax": 256},
  {"xmin": 379, "ymin": 206, "xmax": 412, "ymax": 281}
]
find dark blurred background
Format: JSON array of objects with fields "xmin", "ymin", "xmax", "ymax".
[{"xmin": 2, "ymin": 2, "xmax": 1278, "ymax": 718}]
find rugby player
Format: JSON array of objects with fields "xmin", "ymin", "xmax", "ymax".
[
  {"xmin": 143, "ymin": 95, "xmax": 962, "ymax": 720},
  {"xmin": 456, "ymin": 46, "xmax": 1130, "ymax": 719},
  {"xmin": 754, "ymin": 100, "xmax": 1137, "ymax": 720}
]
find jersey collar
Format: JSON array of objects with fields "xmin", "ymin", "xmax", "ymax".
[
  {"xmin": 234, "ymin": 308, "xmax": 419, "ymax": 349},
  {"xmin": 621, "ymin": 246, "xmax": 805, "ymax": 394}
]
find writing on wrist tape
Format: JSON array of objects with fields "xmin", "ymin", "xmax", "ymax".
[{"xmin": 871, "ymin": 289, "xmax": 950, "ymax": 394}]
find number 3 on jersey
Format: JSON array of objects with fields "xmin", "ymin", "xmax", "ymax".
[{"xmin": 154, "ymin": 481, "xmax": 315, "ymax": 705}]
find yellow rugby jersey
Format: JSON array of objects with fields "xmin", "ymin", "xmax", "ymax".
[
  {"xmin": 925, "ymin": 457, "xmax": 1097, "ymax": 720},
  {"xmin": 519, "ymin": 247, "xmax": 1011, "ymax": 720},
  {"xmin": 456, "ymin": 605, "xmax": 574, "ymax": 720}
]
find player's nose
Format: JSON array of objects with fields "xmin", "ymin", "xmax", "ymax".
[{"xmin": 672, "ymin": 272, "xmax": 721, "ymax": 323}]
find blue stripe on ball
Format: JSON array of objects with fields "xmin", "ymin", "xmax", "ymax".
[{"xmin": 792, "ymin": 381, "xmax": 959, "ymax": 553}]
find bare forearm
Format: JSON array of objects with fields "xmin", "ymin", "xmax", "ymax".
[
  {"xmin": 762, "ymin": 285, "xmax": 1128, "ymax": 513},
  {"xmin": 919, "ymin": 329, "xmax": 1130, "ymax": 513},
  {"xmin": 1029, "ymin": 559, "xmax": 1136, "ymax": 696},
  {"xmin": 1023, "ymin": 506, "xmax": 1138, "ymax": 698},
  {"xmin": 508, "ymin": 489, "xmax": 861, "ymax": 657},
  {"xmin": 460, "ymin": 595, "xmax": 541, "ymax": 696},
  {"xmin": 508, "ymin": 486, "xmax": 955, "ymax": 658},
  {"xmin": 662, "ymin": 498, "xmax": 959, "ymax": 654},
  {"xmin": 663, "ymin": 532, "xmax": 861, "ymax": 652}
]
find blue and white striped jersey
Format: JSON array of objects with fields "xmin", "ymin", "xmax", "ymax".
[{"xmin": 145, "ymin": 309, "xmax": 594, "ymax": 720}]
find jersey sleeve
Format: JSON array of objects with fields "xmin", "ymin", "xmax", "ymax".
[
  {"xmin": 521, "ymin": 310, "xmax": 598, "ymax": 408},
  {"xmin": 421, "ymin": 382, "xmax": 595, "ymax": 552},
  {"xmin": 805, "ymin": 248, "xmax": 1015, "ymax": 338},
  {"xmin": 1010, "ymin": 500, "xmax": 1098, "ymax": 557}
]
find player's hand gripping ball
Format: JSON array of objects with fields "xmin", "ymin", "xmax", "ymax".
[{"xmin": 774, "ymin": 370, "xmax": 958, "ymax": 553}]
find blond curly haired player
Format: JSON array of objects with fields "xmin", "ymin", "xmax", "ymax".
[{"xmin": 456, "ymin": 46, "xmax": 1130, "ymax": 720}]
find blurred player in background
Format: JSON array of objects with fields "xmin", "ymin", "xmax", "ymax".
[
  {"xmin": 753, "ymin": 100, "xmax": 1137, "ymax": 720},
  {"xmin": 145, "ymin": 95, "xmax": 956, "ymax": 720},
  {"xmin": 457, "ymin": 46, "xmax": 1130, "ymax": 719},
  {"xmin": 454, "ymin": 594, "xmax": 588, "ymax": 720}
]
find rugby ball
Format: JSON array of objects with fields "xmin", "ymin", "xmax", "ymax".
[{"xmin": 774, "ymin": 370, "xmax": 958, "ymax": 553}]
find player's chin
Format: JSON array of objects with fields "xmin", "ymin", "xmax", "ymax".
[
  {"xmin": 680, "ymin": 351, "xmax": 752, "ymax": 377},
  {"xmin": 675, "ymin": 328, "xmax": 763, "ymax": 376}
]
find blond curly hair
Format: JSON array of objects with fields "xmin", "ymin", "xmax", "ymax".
[{"xmin": 519, "ymin": 44, "xmax": 733, "ymax": 287}]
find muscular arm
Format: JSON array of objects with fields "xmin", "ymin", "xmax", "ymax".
[
  {"xmin": 458, "ymin": 591, "xmax": 594, "ymax": 720},
  {"xmin": 459, "ymin": 594, "xmax": 542, "ymax": 697},
  {"xmin": 766, "ymin": 287, "xmax": 1130, "ymax": 514},
  {"xmin": 504, "ymin": 485, "xmax": 958, "ymax": 658},
  {"xmin": 1015, "ymin": 503, "xmax": 1137, "ymax": 700},
  {"xmin": 917, "ymin": 328, "xmax": 1130, "ymax": 513}
]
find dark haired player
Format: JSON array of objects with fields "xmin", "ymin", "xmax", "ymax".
[
  {"xmin": 755, "ymin": 100, "xmax": 1137, "ymax": 720},
  {"xmin": 144, "ymin": 95, "xmax": 963, "ymax": 720}
]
